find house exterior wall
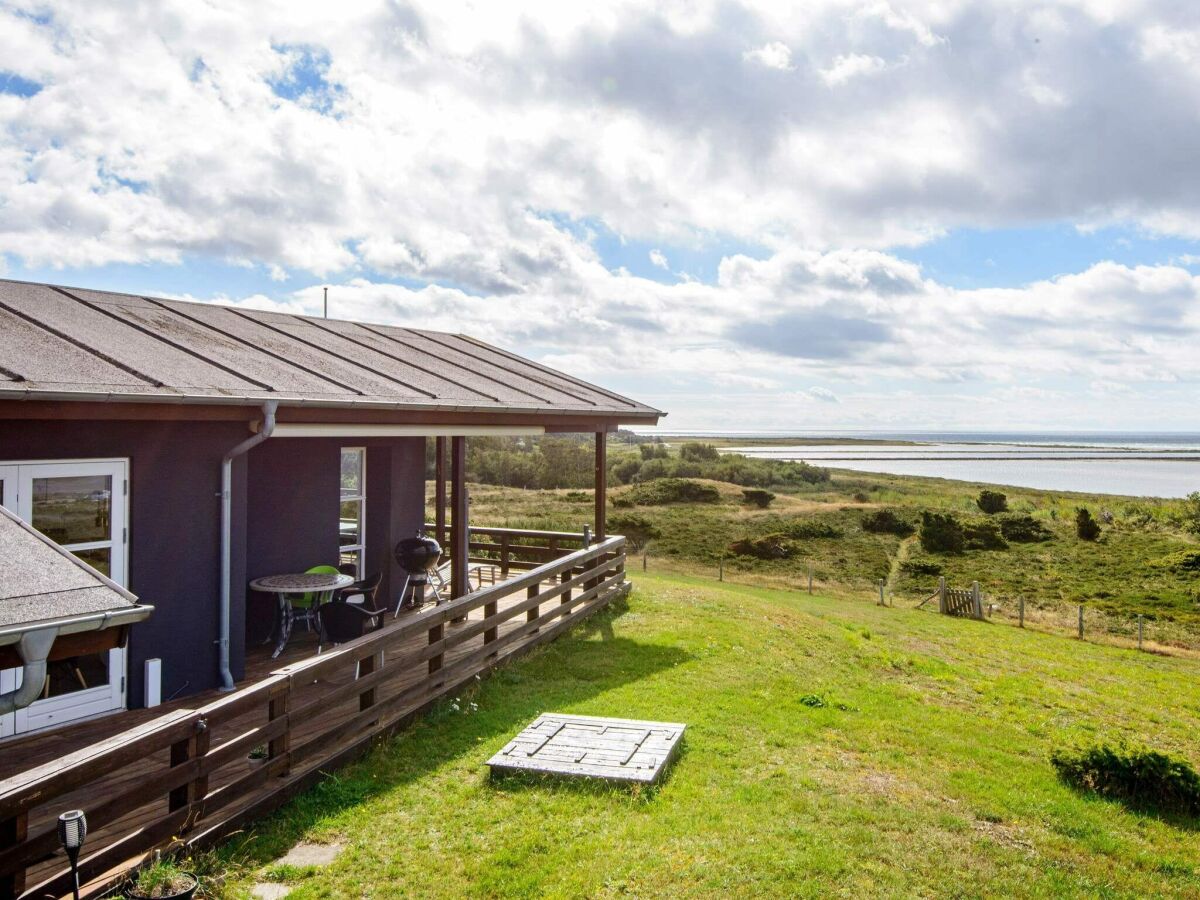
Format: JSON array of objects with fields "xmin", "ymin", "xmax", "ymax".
[{"xmin": 0, "ymin": 418, "xmax": 427, "ymax": 707}]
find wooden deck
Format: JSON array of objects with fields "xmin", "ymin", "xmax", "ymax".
[{"xmin": 0, "ymin": 538, "xmax": 628, "ymax": 900}]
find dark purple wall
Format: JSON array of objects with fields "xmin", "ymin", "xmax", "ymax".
[{"xmin": 0, "ymin": 420, "xmax": 426, "ymax": 706}]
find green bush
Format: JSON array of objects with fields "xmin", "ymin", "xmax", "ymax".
[
  {"xmin": 998, "ymin": 514, "xmax": 1052, "ymax": 543},
  {"xmin": 1181, "ymin": 491, "xmax": 1200, "ymax": 535},
  {"xmin": 729, "ymin": 533, "xmax": 791, "ymax": 560},
  {"xmin": 976, "ymin": 490, "xmax": 1009, "ymax": 514},
  {"xmin": 919, "ymin": 512, "xmax": 965, "ymax": 554},
  {"xmin": 624, "ymin": 478, "xmax": 721, "ymax": 506},
  {"xmin": 1076, "ymin": 507, "xmax": 1102, "ymax": 541},
  {"xmin": 639, "ymin": 443, "xmax": 670, "ymax": 460},
  {"xmin": 1151, "ymin": 549, "xmax": 1200, "ymax": 572},
  {"xmin": 562, "ymin": 490, "xmax": 591, "ymax": 503},
  {"xmin": 1051, "ymin": 743, "xmax": 1200, "ymax": 817},
  {"xmin": 964, "ymin": 520, "xmax": 1008, "ymax": 551},
  {"xmin": 900, "ymin": 560, "xmax": 942, "ymax": 577},
  {"xmin": 861, "ymin": 508, "xmax": 915, "ymax": 536},
  {"xmin": 607, "ymin": 512, "xmax": 661, "ymax": 551},
  {"xmin": 680, "ymin": 442, "xmax": 721, "ymax": 462},
  {"xmin": 742, "ymin": 488, "xmax": 775, "ymax": 508},
  {"xmin": 782, "ymin": 520, "xmax": 844, "ymax": 540}
]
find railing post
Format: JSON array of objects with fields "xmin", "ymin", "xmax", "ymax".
[
  {"xmin": 561, "ymin": 569, "xmax": 573, "ymax": 606},
  {"xmin": 169, "ymin": 717, "xmax": 210, "ymax": 822},
  {"xmin": 268, "ymin": 682, "xmax": 291, "ymax": 776},
  {"xmin": 484, "ymin": 593, "xmax": 499, "ymax": 649},
  {"xmin": 429, "ymin": 621, "xmax": 444, "ymax": 674},
  {"xmin": 357, "ymin": 652, "xmax": 379, "ymax": 713},
  {"xmin": 972, "ymin": 582, "xmax": 983, "ymax": 620},
  {"xmin": 500, "ymin": 534, "xmax": 511, "ymax": 578},
  {"xmin": 0, "ymin": 812, "xmax": 28, "ymax": 898},
  {"xmin": 937, "ymin": 577, "xmax": 947, "ymax": 614},
  {"xmin": 526, "ymin": 583, "xmax": 540, "ymax": 634}
]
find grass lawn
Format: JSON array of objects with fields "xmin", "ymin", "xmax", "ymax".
[{"xmin": 214, "ymin": 572, "xmax": 1200, "ymax": 898}]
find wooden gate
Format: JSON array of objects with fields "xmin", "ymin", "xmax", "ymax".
[{"xmin": 936, "ymin": 577, "xmax": 984, "ymax": 620}]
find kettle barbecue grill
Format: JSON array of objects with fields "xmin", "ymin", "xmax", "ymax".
[{"xmin": 393, "ymin": 530, "xmax": 443, "ymax": 614}]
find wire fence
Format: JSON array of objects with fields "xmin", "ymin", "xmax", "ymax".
[{"xmin": 632, "ymin": 548, "xmax": 1200, "ymax": 658}]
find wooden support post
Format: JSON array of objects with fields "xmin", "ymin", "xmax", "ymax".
[
  {"xmin": 937, "ymin": 577, "xmax": 947, "ymax": 614},
  {"xmin": 808, "ymin": 564, "xmax": 813, "ymax": 595},
  {"xmin": 878, "ymin": 579, "xmax": 885, "ymax": 606},
  {"xmin": 1, "ymin": 812, "xmax": 28, "ymax": 898},
  {"xmin": 428, "ymin": 622, "xmax": 444, "ymax": 674},
  {"xmin": 719, "ymin": 558, "xmax": 724, "ymax": 582},
  {"xmin": 169, "ymin": 718, "xmax": 210, "ymax": 815},
  {"xmin": 1018, "ymin": 596, "xmax": 1025, "ymax": 628},
  {"xmin": 358, "ymin": 652, "xmax": 378, "ymax": 713},
  {"xmin": 435, "ymin": 436, "xmax": 447, "ymax": 548},
  {"xmin": 500, "ymin": 534, "xmax": 510, "ymax": 578},
  {"xmin": 484, "ymin": 595, "xmax": 498, "ymax": 648},
  {"xmin": 450, "ymin": 436, "xmax": 468, "ymax": 601},
  {"xmin": 526, "ymin": 583, "xmax": 540, "ymax": 633},
  {"xmin": 595, "ymin": 430, "xmax": 607, "ymax": 541},
  {"xmin": 643, "ymin": 549, "xmax": 647, "ymax": 572},
  {"xmin": 561, "ymin": 569, "xmax": 572, "ymax": 606},
  {"xmin": 268, "ymin": 686, "xmax": 291, "ymax": 775},
  {"xmin": 1077, "ymin": 605, "xmax": 1084, "ymax": 639},
  {"xmin": 1137, "ymin": 614, "xmax": 1144, "ymax": 651},
  {"xmin": 971, "ymin": 581, "xmax": 983, "ymax": 620}
]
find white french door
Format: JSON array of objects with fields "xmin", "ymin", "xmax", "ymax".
[{"xmin": 0, "ymin": 459, "xmax": 128, "ymax": 737}]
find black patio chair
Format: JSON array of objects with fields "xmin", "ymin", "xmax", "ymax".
[
  {"xmin": 333, "ymin": 571, "xmax": 382, "ymax": 606},
  {"xmin": 316, "ymin": 595, "xmax": 388, "ymax": 648}
]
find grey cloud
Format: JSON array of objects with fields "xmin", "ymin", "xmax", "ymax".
[{"xmin": 727, "ymin": 309, "xmax": 893, "ymax": 360}]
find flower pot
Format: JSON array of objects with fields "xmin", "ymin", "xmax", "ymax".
[{"xmin": 129, "ymin": 871, "xmax": 198, "ymax": 900}]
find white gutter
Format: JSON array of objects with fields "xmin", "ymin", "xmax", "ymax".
[
  {"xmin": 0, "ymin": 604, "xmax": 154, "ymax": 645},
  {"xmin": 255, "ymin": 423, "xmax": 545, "ymax": 438},
  {"xmin": 218, "ymin": 400, "xmax": 277, "ymax": 691}
]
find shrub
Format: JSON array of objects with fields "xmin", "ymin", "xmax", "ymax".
[
  {"xmin": 976, "ymin": 490, "xmax": 1009, "ymax": 514},
  {"xmin": 1076, "ymin": 507, "xmax": 1102, "ymax": 541},
  {"xmin": 728, "ymin": 533, "xmax": 791, "ymax": 560},
  {"xmin": 639, "ymin": 443, "xmax": 670, "ymax": 460},
  {"xmin": 562, "ymin": 490, "xmax": 591, "ymax": 503},
  {"xmin": 1051, "ymin": 743, "xmax": 1200, "ymax": 817},
  {"xmin": 610, "ymin": 495, "xmax": 634, "ymax": 508},
  {"xmin": 1151, "ymin": 549, "xmax": 1200, "ymax": 572},
  {"xmin": 964, "ymin": 520, "xmax": 1008, "ymax": 551},
  {"xmin": 680, "ymin": 442, "xmax": 721, "ymax": 462},
  {"xmin": 625, "ymin": 478, "xmax": 721, "ymax": 506},
  {"xmin": 900, "ymin": 560, "xmax": 943, "ymax": 577},
  {"xmin": 861, "ymin": 508, "xmax": 915, "ymax": 536},
  {"xmin": 998, "ymin": 514, "xmax": 1052, "ymax": 543},
  {"xmin": 919, "ymin": 511, "xmax": 965, "ymax": 554},
  {"xmin": 782, "ymin": 520, "xmax": 843, "ymax": 539},
  {"xmin": 607, "ymin": 512, "xmax": 661, "ymax": 551},
  {"xmin": 1182, "ymin": 491, "xmax": 1200, "ymax": 535},
  {"xmin": 852, "ymin": 492, "xmax": 870, "ymax": 503},
  {"xmin": 742, "ymin": 488, "xmax": 775, "ymax": 508}
]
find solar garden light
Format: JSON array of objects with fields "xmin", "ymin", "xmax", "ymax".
[{"xmin": 57, "ymin": 809, "xmax": 87, "ymax": 900}]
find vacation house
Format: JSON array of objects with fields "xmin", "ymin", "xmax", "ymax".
[{"xmin": 0, "ymin": 278, "xmax": 663, "ymax": 739}]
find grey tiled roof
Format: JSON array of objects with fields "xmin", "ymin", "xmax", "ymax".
[
  {"xmin": 0, "ymin": 279, "xmax": 663, "ymax": 421},
  {"xmin": 0, "ymin": 505, "xmax": 141, "ymax": 631}
]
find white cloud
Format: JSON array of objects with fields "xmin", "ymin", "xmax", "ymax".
[
  {"xmin": 743, "ymin": 41, "xmax": 794, "ymax": 71},
  {"xmin": 820, "ymin": 54, "xmax": 886, "ymax": 87},
  {"xmin": 649, "ymin": 248, "xmax": 669, "ymax": 269}
]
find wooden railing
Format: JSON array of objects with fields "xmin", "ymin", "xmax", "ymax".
[
  {"xmin": 0, "ymin": 535, "xmax": 627, "ymax": 900},
  {"xmin": 427, "ymin": 524, "xmax": 593, "ymax": 577},
  {"xmin": 935, "ymin": 577, "xmax": 984, "ymax": 620}
]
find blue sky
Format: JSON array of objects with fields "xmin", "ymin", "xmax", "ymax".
[{"xmin": 3, "ymin": 2, "xmax": 1200, "ymax": 431}]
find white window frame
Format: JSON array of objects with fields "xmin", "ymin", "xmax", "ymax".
[
  {"xmin": 340, "ymin": 447, "xmax": 366, "ymax": 578},
  {"xmin": 0, "ymin": 457, "xmax": 129, "ymax": 737}
]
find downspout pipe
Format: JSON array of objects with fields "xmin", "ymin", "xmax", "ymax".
[
  {"xmin": 219, "ymin": 400, "xmax": 278, "ymax": 691},
  {"xmin": 0, "ymin": 628, "xmax": 58, "ymax": 715}
]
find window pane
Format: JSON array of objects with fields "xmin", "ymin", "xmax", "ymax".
[
  {"xmin": 339, "ymin": 499, "xmax": 361, "ymax": 546},
  {"xmin": 340, "ymin": 449, "xmax": 363, "ymax": 497},
  {"xmin": 71, "ymin": 547, "xmax": 112, "ymax": 577},
  {"xmin": 42, "ymin": 652, "xmax": 111, "ymax": 698},
  {"xmin": 31, "ymin": 475, "xmax": 113, "ymax": 544},
  {"xmin": 339, "ymin": 549, "xmax": 360, "ymax": 572}
]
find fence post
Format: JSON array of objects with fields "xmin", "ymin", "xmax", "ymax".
[
  {"xmin": 428, "ymin": 620, "xmax": 444, "ymax": 674},
  {"xmin": 1077, "ymin": 605, "xmax": 1084, "ymax": 640},
  {"xmin": 1018, "ymin": 596, "xmax": 1024, "ymax": 628},
  {"xmin": 1137, "ymin": 614, "xmax": 1143, "ymax": 651},
  {"xmin": 971, "ymin": 581, "xmax": 983, "ymax": 620},
  {"xmin": 878, "ymin": 579, "xmax": 885, "ymax": 606},
  {"xmin": 719, "ymin": 558, "xmax": 724, "ymax": 582},
  {"xmin": 268, "ymin": 681, "xmax": 291, "ymax": 775},
  {"xmin": 808, "ymin": 564, "xmax": 813, "ymax": 595},
  {"xmin": 643, "ymin": 549, "xmax": 647, "ymax": 572},
  {"xmin": 561, "ymin": 569, "xmax": 572, "ymax": 606},
  {"xmin": 499, "ymin": 534, "xmax": 510, "ymax": 578},
  {"xmin": 583, "ymin": 524, "xmax": 592, "ymax": 547},
  {"xmin": 937, "ymin": 577, "xmax": 946, "ymax": 614}
]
